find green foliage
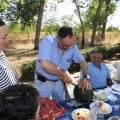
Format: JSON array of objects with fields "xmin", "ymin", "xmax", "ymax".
[
  {"xmin": 42, "ymin": 18, "xmax": 60, "ymax": 34},
  {"xmin": 68, "ymin": 43, "xmax": 120, "ymax": 73},
  {"xmin": 7, "ymin": 22, "xmax": 36, "ymax": 35},
  {"xmin": 19, "ymin": 43, "xmax": 120, "ymax": 82},
  {"xmin": 0, "ymin": 2, "xmax": 7, "ymax": 9},
  {"xmin": 0, "ymin": 0, "xmax": 39, "ymax": 29},
  {"xmin": 20, "ymin": 60, "xmax": 36, "ymax": 82},
  {"xmin": 84, "ymin": 0, "xmax": 116, "ymax": 30},
  {"xmin": 7, "ymin": 23, "xmax": 21, "ymax": 35},
  {"xmin": 107, "ymin": 26, "xmax": 120, "ymax": 32}
]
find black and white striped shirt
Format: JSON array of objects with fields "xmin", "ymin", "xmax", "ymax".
[{"xmin": 0, "ymin": 51, "xmax": 18, "ymax": 92}]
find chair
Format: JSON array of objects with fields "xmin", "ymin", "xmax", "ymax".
[{"xmin": 106, "ymin": 64, "xmax": 117, "ymax": 84}]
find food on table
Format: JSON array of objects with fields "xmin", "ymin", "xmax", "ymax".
[
  {"xmin": 76, "ymin": 113, "xmax": 85, "ymax": 120},
  {"xmin": 111, "ymin": 117, "xmax": 118, "ymax": 120},
  {"xmin": 93, "ymin": 92, "xmax": 107, "ymax": 101},
  {"xmin": 90, "ymin": 101, "xmax": 110, "ymax": 114},
  {"xmin": 98, "ymin": 101, "xmax": 103, "ymax": 107},
  {"xmin": 76, "ymin": 110, "xmax": 89, "ymax": 120},
  {"xmin": 74, "ymin": 86, "xmax": 93, "ymax": 103},
  {"xmin": 73, "ymin": 108, "xmax": 95, "ymax": 120},
  {"xmin": 97, "ymin": 101, "xmax": 108, "ymax": 113},
  {"xmin": 100, "ymin": 104, "xmax": 108, "ymax": 113}
]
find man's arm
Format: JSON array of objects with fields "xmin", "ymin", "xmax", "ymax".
[
  {"xmin": 79, "ymin": 60, "xmax": 88, "ymax": 76},
  {"xmin": 107, "ymin": 78, "xmax": 113, "ymax": 86},
  {"xmin": 40, "ymin": 60, "xmax": 73, "ymax": 84},
  {"xmin": 78, "ymin": 60, "xmax": 91, "ymax": 89}
]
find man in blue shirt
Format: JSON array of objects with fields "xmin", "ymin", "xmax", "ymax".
[
  {"xmin": 35, "ymin": 26, "xmax": 91, "ymax": 101},
  {"xmin": 80, "ymin": 49, "xmax": 113, "ymax": 90}
]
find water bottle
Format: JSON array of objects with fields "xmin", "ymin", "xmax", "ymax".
[{"xmin": 91, "ymin": 102, "xmax": 104, "ymax": 120}]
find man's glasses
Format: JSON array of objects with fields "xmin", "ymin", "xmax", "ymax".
[{"xmin": 60, "ymin": 41, "xmax": 75, "ymax": 49}]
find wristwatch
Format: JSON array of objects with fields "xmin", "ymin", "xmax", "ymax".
[{"xmin": 83, "ymin": 75, "xmax": 90, "ymax": 79}]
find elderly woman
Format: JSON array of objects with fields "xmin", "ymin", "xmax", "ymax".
[{"xmin": 0, "ymin": 19, "xmax": 18, "ymax": 92}]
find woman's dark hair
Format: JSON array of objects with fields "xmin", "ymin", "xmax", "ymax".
[
  {"xmin": 0, "ymin": 19, "xmax": 5, "ymax": 27},
  {"xmin": 57, "ymin": 26, "xmax": 76, "ymax": 40},
  {"xmin": 0, "ymin": 84, "xmax": 40, "ymax": 120}
]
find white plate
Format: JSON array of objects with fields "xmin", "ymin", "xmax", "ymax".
[
  {"xmin": 108, "ymin": 116, "xmax": 119, "ymax": 120},
  {"xmin": 111, "ymin": 84, "xmax": 120, "ymax": 92},
  {"xmin": 89, "ymin": 102, "xmax": 112, "ymax": 115},
  {"xmin": 93, "ymin": 91, "xmax": 108, "ymax": 101},
  {"xmin": 71, "ymin": 108, "xmax": 97, "ymax": 120}
]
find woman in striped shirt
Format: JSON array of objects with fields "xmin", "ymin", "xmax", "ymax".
[{"xmin": 0, "ymin": 19, "xmax": 18, "ymax": 92}]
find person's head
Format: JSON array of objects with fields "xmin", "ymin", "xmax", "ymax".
[
  {"xmin": 90, "ymin": 49, "xmax": 103, "ymax": 67},
  {"xmin": 0, "ymin": 84, "xmax": 40, "ymax": 120},
  {"xmin": 0, "ymin": 19, "xmax": 8, "ymax": 51},
  {"xmin": 56, "ymin": 26, "xmax": 76, "ymax": 50}
]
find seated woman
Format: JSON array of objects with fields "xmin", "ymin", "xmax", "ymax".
[
  {"xmin": 0, "ymin": 19, "xmax": 18, "ymax": 92},
  {"xmin": 0, "ymin": 84, "xmax": 41, "ymax": 120},
  {"xmin": 79, "ymin": 49, "xmax": 113, "ymax": 90}
]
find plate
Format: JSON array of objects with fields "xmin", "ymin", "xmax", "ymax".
[
  {"xmin": 108, "ymin": 116, "xmax": 119, "ymax": 120},
  {"xmin": 71, "ymin": 108, "xmax": 97, "ymax": 120},
  {"xmin": 89, "ymin": 101, "xmax": 112, "ymax": 115},
  {"xmin": 93, "ymin": 91, "xmax": 108, "ymax": 101},
  {"xmin": 111, "ymin": 84, "xmax": 120, "ymax": 92}
]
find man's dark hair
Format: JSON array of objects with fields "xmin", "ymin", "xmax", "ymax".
[
  {"xmin": 0, "ymin": 19, "xmax": 5, "ymax": 27},
  {"xmin": 0, "ymin": 84, "xmax": 40, "ymax": 120},
  {"xmin": 57, "ymin": 26, "xmax": 76, "ymax": 40},
  {"xmin": 90, "ymin": 49, "xmax": 103, "ymax": 57}
]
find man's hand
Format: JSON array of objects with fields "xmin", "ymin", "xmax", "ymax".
[
  {"xmin": 78, "ymin": 78, "xmax": 91, "ymax": 90},
  {"xmin": 59, "ymin": 71, "xmax": 73, "ymax": 84}
]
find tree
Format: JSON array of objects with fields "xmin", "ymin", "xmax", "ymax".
[
  {"xmin": 85, "ymin": 0, "xmax": 117, "ymax": 45},
  {"xmin": 90, "ymin": 0, "xmax": 104, "ymax": 46},
  {"xmin": 34, "ymin": 0, "xmax": 64, "ymax": 50},
  {"xmin": 42, "ymin": 17, "xmax": 60, "ymax": 34},
  {"xmin": 0, "ymin": 0, "xmax": 23, "ymax": 14},
  {"xmin": 0, "ymin": 0, "xmax": 40, "ymax": 40},
  {"xmin": 34, "ymin": 0, "xmax": 45, "ymax": 50},
  {"xmin": 72, "ymin": 0, "xmax": 89, "ymax": 49},
  {"xmin": 101, "ymin": 0, "xmax": 116, "ymax": 40}
]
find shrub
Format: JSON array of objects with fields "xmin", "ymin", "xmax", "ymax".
[
  {"xmin": 20, "ymin": 43, "xmax": 120, "ymax": 82},
  {"xmin": 20, "ymin": 60, "xmax": 36, "ymax": 82}
]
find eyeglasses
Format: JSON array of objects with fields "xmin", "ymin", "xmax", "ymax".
[{"xmin": 60, "ymin": 41, "xmax": 75, "ymax": 49}]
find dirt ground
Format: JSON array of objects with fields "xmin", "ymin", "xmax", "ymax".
[
  {"xmin": 5, "ymin": 42, "xmax": 38, "ymax": 77},
  {"xmin": 5, "ymin": 40, "xmax": 120, "ymax": 78}
]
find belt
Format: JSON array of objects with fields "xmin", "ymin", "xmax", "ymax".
[
  {"xmin": 93, "ymin": 85, "xmax": 107, "ymax": 91},
  {"xmin": 36, "ymin": 71, "xmax": 58, "ymax": 82}
]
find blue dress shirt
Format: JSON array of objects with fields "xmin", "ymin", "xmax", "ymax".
[
  {"xmin": 36, "ymin": 34, "xmax": 84, "ymax": 80},
  {"xmin": 80, "ymin": 62, "xmax": 111, "ymax": 88}
]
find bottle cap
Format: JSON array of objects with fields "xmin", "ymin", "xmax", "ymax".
[{"xmin": 95, "ymin": 102, "xmax": 100, "ymax": 107}]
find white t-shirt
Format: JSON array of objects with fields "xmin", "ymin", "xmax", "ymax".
[
  {"xmin": 0, "ymin": 51, "xmax": 18, "ymax": 92},
  {"xmin": 114, "ymin": 63, "xmax": 120, "ymax": 81}
]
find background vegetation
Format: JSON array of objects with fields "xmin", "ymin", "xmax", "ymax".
[{"xmin": 0, "ymin": 0, "xmax": 120, "ymax": 82}]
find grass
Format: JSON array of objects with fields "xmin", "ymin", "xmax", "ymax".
[{"xmin": 9, "ymin": 31, "xmax": 120, "ymax": 47}]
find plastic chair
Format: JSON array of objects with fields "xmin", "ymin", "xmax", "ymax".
[{"xmin": 106, "ymin": 64, "xmax": 117, "ymax": 84}]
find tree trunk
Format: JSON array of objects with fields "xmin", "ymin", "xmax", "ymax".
[
  {"xmin": 101, "ymin": 0, "xmax": 111, "ymax": 40},
  {"xmin": 34, "ymin": 0, "xmax": 45, "ymax": 50},
  {"xmin": 74, "ymin": 0, "xmax": 85, "ymax": 49},
  {"xmin": 26, "ymin": 27, "xmax": 29, "ymax": 40},
  {"xmin": 101, "ymin": 22, "xmax": 106, "ymax": 40},
  {"xmin": 90, "ymin": 0, "xmax": 104, "ymax": 47}
]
